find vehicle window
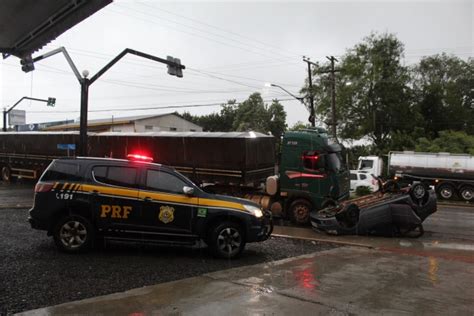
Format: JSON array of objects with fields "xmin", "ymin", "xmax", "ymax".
[
  {"xmin": 145, "ymin": 169, "xmax": 187, "ymax": 194},
  {"xmin": 302, "ymin": 151, "xmax": 325, "ymax": 171},
  {"xmin": 359, "ymin": 159, "xmax": 373, "ymax": 169},
  {"xmin": 350, "ymin": 173, "xmax": 357, "ymax": 180},
  {"xmin": 360, "ymin": 174, "xmax": 367, "ymax": 180},
  {"xmin": 41, "ymin": 161, "xmax": 83, "ymax": 182},
  {"xmin": 327, "ymin": 152, "xmax": 344, "ymax": 172},
  {"xmin": 93, "ymin": 166, "xmax": 137, "ymax": 188}
]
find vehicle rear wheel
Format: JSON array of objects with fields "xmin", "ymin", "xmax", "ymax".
[
  {"xmin": 53, "ymin": 215, "xmax": 94, "ymax": 253},
  {"xmin": 289, "ymin": 199, "xmax": 312, "ymax": 225},
  {"xmin": 437, "ymin": 183, "xmax": 455, "ymax": 200},
  {"xmin": 1, "ymin": 166, "xmax": 11, "ymax": 182},
  {"xmin": 208, "ymin": 221, "xmax": 246, "ymax": 259},
  {"xmin": 459, "ymin": 186, "xmax": 473, "ymax": 202}
]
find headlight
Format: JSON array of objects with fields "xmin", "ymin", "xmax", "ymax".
[{"xmin": 243, "ymin": 204, "xmax": 263, "ymax": 218}]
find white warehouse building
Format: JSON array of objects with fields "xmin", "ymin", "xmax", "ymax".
[{"xmin": 45, "ymin": 113, "xmax": 203, "ymax": 133}]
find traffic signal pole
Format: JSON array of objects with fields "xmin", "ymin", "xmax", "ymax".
[
  {"xmin": 27, "ymin": 47, "xmax": 185, "ymax": 156},
  {"xmin": 3, "ymin": 96, "xmax": 54, "ymax": 131}
]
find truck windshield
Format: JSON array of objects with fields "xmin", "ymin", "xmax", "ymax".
[
  {"xmin": 327, "ymin": 152, "xmax": 345, "ymax": 172},
  {"xmin": 359, "ymin": 160, "xmax": 373, "ymax": 169}
]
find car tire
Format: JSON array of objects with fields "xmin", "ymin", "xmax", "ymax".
[
  {"xmin": 459, "ymin": 186, "xmax": 473, "ymax": 202},
  {"xmin": 289, "ymin": 199, "xmax": 312, "ymax": 225},
  {"xmin": 208, "ymin": 221, "xmax": 246, "ymax": 259},
  {"xmin": 53, "ymin": 215, "xmax": 94, "ymax": 253},
  {"xmin": 410, "ymin": 183, "xmax": 429, "ymax": 204},
  {"xmin": 437, "ymin": 183, "xmax": 456, "ymax": 200}
]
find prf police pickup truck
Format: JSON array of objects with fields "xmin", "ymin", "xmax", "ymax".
[{"xmin": 28, "ymin": 155, "xmax": 273, "ymax": 259}]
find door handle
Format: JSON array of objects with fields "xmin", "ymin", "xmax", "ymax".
[{"xmin": 143, "ymin": 197, "xmax": 152, "ymax": 202}]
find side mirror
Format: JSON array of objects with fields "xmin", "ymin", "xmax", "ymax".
[{"xmin": 183, "ymin": 186, "xmax": 194, "ymax": 196}]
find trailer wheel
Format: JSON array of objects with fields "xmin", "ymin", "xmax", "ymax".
[
  {"xmin": 1, "ymin": 166, "xmax": 11, "ymax": 182},
  {"xmin": 437, "ymin": 183, "xmax": 455, "ymax": 200},
  {"xmin": 289, "ymin": 199, "xmax": 312, "ymax": 225},
  {"xmin": 459, "ymin": 186, "xmax": 473, "ymax": 202}
]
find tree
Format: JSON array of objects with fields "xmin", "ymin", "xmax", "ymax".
[
  {"xmin": 288, "ymin": 121, "xmax": 310, "ymax": 131},
  {"xmin": 301, "ymin": 33, "xmax": 418, "ymax": 152},
  {"xmin": 178, "ymin": 93, "xmax": 287, "ymax": 138},
  {"xmin": 267, "ymin": 99, "xmax": 287, "ymax": 139},
  {"xmin": 415, "ymin": 130, "xmax": 474, "ymax": 155},
  {"xmin": 233, "ymin": 93, "xmax": 269, "ymax": 133},
  {"xmin": 413, "ymin": 54, "xmax": 473, "ymax": 138}
]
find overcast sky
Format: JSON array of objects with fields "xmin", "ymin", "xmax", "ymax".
[{"xmin": 0, "ymin": 0, "xmax": 472, "ymax": 128}]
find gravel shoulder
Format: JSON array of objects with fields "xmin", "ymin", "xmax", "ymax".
[{"xmin": 0, "ymin": 208, "xmax": 336, "ymax": 314}]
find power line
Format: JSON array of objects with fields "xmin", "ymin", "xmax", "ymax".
[
  {"xmin": 108, "ymin": 7, "xmax": 291, "ymax": 62},
  {"xmin": 26, "ymin": 97, "xmax": 297, "ymax": 114},
  {"xmin": 135, "ymin": 2, "xmax": 305, "ymax": 58}
]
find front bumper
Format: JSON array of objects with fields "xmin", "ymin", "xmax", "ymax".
[{"xmin": 247, "ymin": 210, "xmax": 273, "ymax": 242}]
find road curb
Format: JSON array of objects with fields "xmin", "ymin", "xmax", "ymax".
[
  {"xmin": 271, "ymin": 233, "xmax": 375, "ymax": 249},
  {"xmin": 438, "ymin": 202, "xmax": 473, "ymax": 209},
  {"xmin": 0, "ymin": 205, "xmax": 31, "ymax": 209}
]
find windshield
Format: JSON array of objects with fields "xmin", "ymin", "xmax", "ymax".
[
  {"xmin": 359, "ymin": 159, "xmax": 374, "ymax": 169},
  {"xmin": 327, "ymin": 152, "xmax": 345, "ymax": 172}
]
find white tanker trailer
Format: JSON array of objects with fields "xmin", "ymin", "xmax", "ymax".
[{"xmin": 388, "ymin": 151, "xmax": 474, "ymax": 201}]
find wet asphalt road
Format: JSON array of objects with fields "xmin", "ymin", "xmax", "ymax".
[{"xmin": 0, "ymin": 207, "xmax": 335, "ymax": 314}]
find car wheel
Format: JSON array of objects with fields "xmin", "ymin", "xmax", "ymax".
[
  {"xmin": 459, "ymin": 186, "xmax": 473, "ymax": 202},
  {"xmin": 289, "ymin": 199, "xmax": 312, "ymax": 225},
  {"xmin": 53, "ymin": 215, "xmax": 94, "ymax": 253},
  {"xmin": 437, "ymin": 183, "xmax": 455, "ymax": 200},
  {"xmin": 1, "ymin": 166, "xmax": 11, "ymax": 182},
  {"xmin": 208, "ymin": 221, "xmax": 246, "ymax": 259},
  {"xmin": 410, "ymin": 183, "xmax": 429, "ymax": 205}
]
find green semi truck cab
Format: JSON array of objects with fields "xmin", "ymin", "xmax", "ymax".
[{"xmin": 273, "ymin": 127, "xmax": 350, "ymax": 224}]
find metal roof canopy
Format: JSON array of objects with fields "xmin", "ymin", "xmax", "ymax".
[{"xmin": 0, "ymin": 0, "xmax": 112, "ymax": 59}]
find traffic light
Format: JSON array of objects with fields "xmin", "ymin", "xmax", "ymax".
[
  {"xmin": 47, "ymin": 97, "xmax": 56, "ymax": 107},
  {"xmin": 20, "ymin": 55, "xmax": 35, "ymax": 73},
  {"xmin": 166, "ymin": 56, "xmax": 183, "ymax": 78}
]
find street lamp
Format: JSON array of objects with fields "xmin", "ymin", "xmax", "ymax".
[
  {"xmin": 3, "ymin": 96, "xmax": 55, "ymax": 132},
  {"xmin": 265, "ymin": 82, "xmax": 315, "ymax": 125},
  {"xmin": 25, "ymin": 47, "xmax": 185, "ymax": 155}
]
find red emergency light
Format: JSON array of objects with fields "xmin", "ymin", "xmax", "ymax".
[{"xmin": 127, "ymin": 153, "xmax": 153, "ymax": 162}]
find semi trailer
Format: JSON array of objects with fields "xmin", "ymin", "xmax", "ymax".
[
  {"xmin": 357, "ymin": 152, "xmax": 474, "ymax": 202},
  {"xmin": 0, "ymin": 128, "xmax": 350, "ymax": 224}
]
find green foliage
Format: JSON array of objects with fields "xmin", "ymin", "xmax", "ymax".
[
  {"xmin": 355, "ymin": 186, "xmax": 372, "ymax": 197},
  {"xmin": 300, "ymin": 32, "xmax": 472, "ymax": 155},
  {"xmin": 415, "ymin": 130, "xmax": 474, "ymax": 155},
  {"xmin": 178, "ymin": 93, "xmax": 287, "ymax": 138},
  {"xmin": 288, "ymin": 121, "xmax": 311, "ymax": 131},
  {"xmin": 413, "ymin": 54, "xmax": 473, "ymax": 138}
]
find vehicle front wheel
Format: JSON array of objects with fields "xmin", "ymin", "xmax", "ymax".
[
  {"xmin": 437, "ymin": 183, "xmax": 455, "ymax": 200},
  {"xmin": 459, "ymin": 186, "xmax": 473, "ymax": 202},
  {"xmin": 53, "ymin": 215, "xmax": 94, "ymax": 253},
  {"xmin": 289, "ymin": 199, "xmax": 312, "ymax": 225},
  {"xmin": 208, "ymin": 221, "xmax": 246, "ymax": 259}
]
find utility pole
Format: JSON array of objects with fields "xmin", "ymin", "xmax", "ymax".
[
  {"xmin": 303, "ymin": 56, "xmax": 316, "ymax": 127},
  {"xmin": 326, "ymin": 56, "xmax": 339, "ymax": 141}
]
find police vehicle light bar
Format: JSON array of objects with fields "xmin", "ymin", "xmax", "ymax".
[{"xmin": 127, "ymin": 154, "xmax": 153, "ymax": 162}]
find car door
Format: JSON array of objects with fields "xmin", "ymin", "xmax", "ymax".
[
  {"xmin": 90, "ymin": 165, "xmax": 142, "ymax": 232},
  {"xmin": 138, "ymin": 168, "xmax": 195, "ymax": 235}
]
